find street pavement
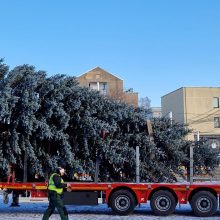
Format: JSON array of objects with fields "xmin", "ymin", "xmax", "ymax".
[{"xmin": 0, "ymin": 203, "xmax": 220, "ymax": 220}]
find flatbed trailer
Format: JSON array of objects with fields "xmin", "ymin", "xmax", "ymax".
[{"xmin": 1, "ymin": 181, "xmax": 220, "ymax": 217}]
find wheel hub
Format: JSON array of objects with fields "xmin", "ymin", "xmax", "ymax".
[
  {"xmin": 119, "ymin": 199, "xmax": 126, "ymax": 206},
  {"xmin": 197, "ymin": 197, "xmax": 211, "ymax": 212},
  {"xmin": 115, "ymin": 195, "xmax": 130, "ymax": 211},
  {"xmin": 155, "ymin": 196, "xmax": 171, "ymax": 211}
]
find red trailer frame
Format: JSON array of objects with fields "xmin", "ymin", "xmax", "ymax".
[{"xmin": 1, "ymin": 181, "xmax": 220, "ymax": 217}]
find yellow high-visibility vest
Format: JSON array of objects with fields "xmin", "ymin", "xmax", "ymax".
[{"xmin": 48, "ymin": 173, "xmax": 64, "ymax": 194}]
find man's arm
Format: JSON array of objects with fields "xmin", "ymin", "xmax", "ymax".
[{"xmin": 53, "ymin": 175, "xmax": 67, "ymax": 189}]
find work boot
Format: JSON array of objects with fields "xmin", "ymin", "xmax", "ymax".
[
  {"xmin": 3, "ymin": 191, "xmax": 9, "ymax": 204},
  {"xmin": 10, "ymin": 202, "xmax": 20, "ymax": 207},
  {"xmin": 11, "ymin": 191, "xmax": 19, "ymax": 206}
]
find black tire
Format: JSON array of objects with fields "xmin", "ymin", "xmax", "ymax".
[
  {"xmin": 110, "ymin": 190, "xmax": 136, "ymax": 215},
  {"xmin": 150, "ymin": 190, "xmax": 177, "ymax": 216},
  {"xmin": 190, "ymin": 191, "xmax": 217, "ymax": 217}
]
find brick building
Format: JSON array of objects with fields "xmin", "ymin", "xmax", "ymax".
[{"xmin": 77, "ymin": 67, "xmax": 138, "ymax": 107}]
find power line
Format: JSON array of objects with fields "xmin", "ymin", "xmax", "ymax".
[{"xmin": 165, "ymin": 109, "xmax": 220, "ymax": 124}]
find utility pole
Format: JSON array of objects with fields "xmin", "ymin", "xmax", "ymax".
[
  {"xmin": 197, "ymin": 131, "xmax": 200, "ymax": 143},
  {"xmin": 136, "ymin": 146, "xmax": 140, "ymax": 183},
  {"xmin": 169, "ymin": 111, "xmax": 173, "ymax": 126},
  {"xmin": 190, "ymin": 144, "xmax": 193, "ymax": 184},
  {"xmin": 95, "ymin": 148, "xmax": 100, "ymax": 183},
  {"xmin": 190, "ymin": 131, "xmax": 200, "ymax": 184},
  {"xmin": 23, "ymin": 149, "xmax": 28, "ymax": 182}
]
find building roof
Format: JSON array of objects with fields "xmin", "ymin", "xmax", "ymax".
[
  {"xmin": 77, "ymin": 66, "xmax": 124, "ymax": 81},
  {"xmin": 162, "ymin": 87, "xmax": 220, "ymax": 98}
]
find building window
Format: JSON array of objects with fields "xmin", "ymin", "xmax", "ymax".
[
  {"xmin": 213, "ymin": 97, "xmax": 219, "ymax": 108},
  {"xmin": 100, "ymin": 82, "xmax": 108, "ymax": 95},
  {"xmin": 214, "ymin": 117, "xmax": 220, "ymax": 128},
  {"xmin": 89, "ymin": 82, "xmax": 98, "ymax": 90}
]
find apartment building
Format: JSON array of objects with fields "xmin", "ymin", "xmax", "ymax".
[
  {"xmin": 77, "ymin": 67, "xmax": 138, "ymax": 107},
  {"xmin": 162, "ymin": 87, "xmax": 220, "ymax": 147}
]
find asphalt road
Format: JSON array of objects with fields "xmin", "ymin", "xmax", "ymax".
[{"xmin": 0, "ymin": 203, "xmax": 220, "ymax": 220}]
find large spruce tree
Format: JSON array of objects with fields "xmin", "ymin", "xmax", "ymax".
[{"xmin": 0, "ymin": 59, "xmax": 219, "ymax": 182}]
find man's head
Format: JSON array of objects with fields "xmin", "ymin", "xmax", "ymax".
[{"xmin": 58, "ymin": 166, "xmax": 65, "ymax": 176}]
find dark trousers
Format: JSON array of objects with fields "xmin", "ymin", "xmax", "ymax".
[{"xmin": 42, "ymin": 191, "xmax": 68, "ymax": 220}]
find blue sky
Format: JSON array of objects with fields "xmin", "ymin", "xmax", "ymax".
[{"xmin": 1, "ymin": 0, "xmax": 220, "ymax": 107}]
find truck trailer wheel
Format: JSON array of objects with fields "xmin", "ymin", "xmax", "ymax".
[
  {"xmin": 190, "ymin": 191, "xmax": 217, "ymax": 217},
  {"xmin": 150, "ymin": 190, "xmax": 177, "ymax": 216},
  {"xmin": 110, "ymin": 190, "xmax": 136, "ymax": 215}
]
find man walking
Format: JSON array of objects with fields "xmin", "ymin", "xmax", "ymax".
[{"xmin": 42, "ymin": 165, "xmax": 70, "ymax": 220}]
